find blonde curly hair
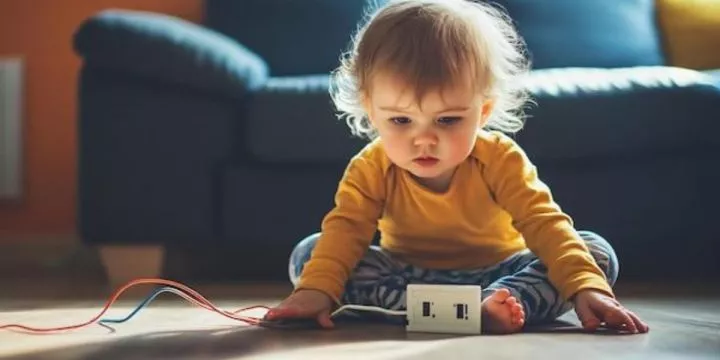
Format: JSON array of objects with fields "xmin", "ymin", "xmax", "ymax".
[{"xmin": 330, "ymin": 0, "xmax": 531, "ymax": 139}]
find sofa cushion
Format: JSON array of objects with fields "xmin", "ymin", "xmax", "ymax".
[
  {"xmin": 516, "ymin": 66, "xmax": 720, "ymax": 162},
  {"xmin": 488, "ymin": 0, "xmax": 665, "ymax": 69},
  {"xmin": 242, "ymin": 67, "xmax": 720, "ymax": 165},
  {"xmin": 221, "ymin": 164, "xmax": 344, "ymax": 248},
  {"xmin": 243, "ymin": 75, "xmax": 368, "ymax": 163},
  {"xmin": 205, "ymin": 0, "xmax": 388, "ymax": 76}
]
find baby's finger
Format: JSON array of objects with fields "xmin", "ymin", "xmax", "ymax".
[
  {"xmin": 605, "ymin": 307, "xmax": 637, "ymax": 333},
  {"xmin": 627, "ymin": 309, "xmax": 649, "ymax": 333},
  {"xmin": 317, "ymin": 310, "xmax": 335, "ymax": 329},
  {"xmin": 265, "ymin": 305, "xmax": 301, "ymax": 320},
  {"xmin": 575, "ymin": 299, "xmax": 601, "ymax": 331}
]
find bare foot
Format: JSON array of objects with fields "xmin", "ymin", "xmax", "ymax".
[{"xmin": 482, "ymin": 288, "xmax": 525, "ymax": 334}]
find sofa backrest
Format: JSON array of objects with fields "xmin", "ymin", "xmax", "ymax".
[
  {"xmin": 490, "ymin": 0, "xmax": 666, "ymax": 69},
  {"xmin": 206, "ymin": 0, "xmax": 666, "ymax": 76},
  {"xmin": 205, "ymin": 0, "xmax": 388, "ymax": 76}
]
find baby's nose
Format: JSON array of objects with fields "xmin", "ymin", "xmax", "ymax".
[{"xmin": 413, "ymin": 131, "xmax": 438, "ymax": 146}]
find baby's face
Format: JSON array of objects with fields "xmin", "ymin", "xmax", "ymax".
[{"xmin": 365, "ymin": 72, "xmax": 492, "ymax": 190}]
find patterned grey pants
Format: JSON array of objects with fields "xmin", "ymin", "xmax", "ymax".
[{"xmin": 289, "ymin": 231, "xmax": 618, "ymax": 324}]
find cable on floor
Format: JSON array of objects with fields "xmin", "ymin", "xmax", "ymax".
[
  {"xmin": 0, "ymin": 278, "xmax": 405, "ymax": 334},
  {"xmin": 0, "ymin": 278, "xmax": 267, "ymax": 333}
]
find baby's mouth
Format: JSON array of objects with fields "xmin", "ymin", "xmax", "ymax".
[{"xmin": 413, "ymin": 156, "xmax": 439, "ymax": 167}]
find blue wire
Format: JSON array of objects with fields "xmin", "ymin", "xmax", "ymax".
[{"xmin": 100, "ymin": 286, "xmax": 181, "ymax": 324}]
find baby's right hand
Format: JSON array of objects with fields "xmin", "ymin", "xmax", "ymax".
[{"xmin": 264, "ymin": 289, "xmax": 335, "ymax": 328}]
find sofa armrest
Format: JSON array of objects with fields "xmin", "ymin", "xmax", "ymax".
[
  {"xmin": 73, "ymin": 9, "xmax": 269, "ymax": 98},
  {"xmin": 78, "ymin": 67, "xmax": 237, "ymax": 245}
]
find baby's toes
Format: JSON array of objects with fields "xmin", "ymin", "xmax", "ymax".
[{"xmin": 511, "ymin": 304, "xmax": 525, "ymax": 324}]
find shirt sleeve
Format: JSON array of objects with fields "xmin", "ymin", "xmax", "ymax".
[
  {"xmin": 482, "ymin": 133, "xmax": 614, "ymax": 300},
  {"xmin": 295, "ymin": 147, "xmax": 386, "ymax": 303}
]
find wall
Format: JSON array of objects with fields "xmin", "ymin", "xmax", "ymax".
[{"xmin": 0, "ymin": 0, "xmax": 203, "ymax": 241}]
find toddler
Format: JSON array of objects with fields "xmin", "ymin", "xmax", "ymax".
[{"xmin": 265, "ymin": 0, "xmax": 649, "ymax": 334}]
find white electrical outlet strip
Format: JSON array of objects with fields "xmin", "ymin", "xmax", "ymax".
[{"xmin": 405, "ymin": 284, "xmax": 483, "ymax": 335}]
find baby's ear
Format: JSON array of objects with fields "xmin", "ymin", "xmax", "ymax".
[
  {"xmin": 480, "ymin": 98, "xmax": 495, "ymax": 120},
  {"xmin": 475, "ymin": 98, "xmax": 495, "ymax": 129},
  {"xmin": 362, "ymin": 97, "xmax": 377, "ymax": 127}
]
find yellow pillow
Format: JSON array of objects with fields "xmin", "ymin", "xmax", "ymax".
[{"xmin": 657, "ymin": 0, "xmax": 720, "ymax": 70}]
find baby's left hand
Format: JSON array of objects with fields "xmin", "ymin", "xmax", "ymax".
[{"xmin": 573, "ymin": 289, "xmax": 649, "ymax": 334}]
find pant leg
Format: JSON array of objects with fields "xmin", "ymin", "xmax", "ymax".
[
  {"xmin": 289, "ymin": 230, "xmax": 619, "ymax": 325},
  {"xmin": 289, "ymin": 232, "xmax": 410, "ymax": 311},
  {"xmin": 289, "ymin": 233, "xmax": 546, "ymax": 321},
  {"xmin": 485, "ymin": 230, "xmax": 619, "ymax": 324}
]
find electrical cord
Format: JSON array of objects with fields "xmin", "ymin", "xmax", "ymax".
[
  {"xmin": 99, "ymin": 286, "xmax": 207, "ymax": 325},
  {"xmin": 0, "ymin": 278, "xmax": 268, "ymax": 333},
  {"xmin": 0, "ymin": 278, "xmax": 405, "ymax": 334},
  {"xmin": 331, "ymin": 304, "xmax": 406, "ymax": 317},
  {"xmin": 100, "ymin": 286, "xmax": 266, "ymax": 325}
]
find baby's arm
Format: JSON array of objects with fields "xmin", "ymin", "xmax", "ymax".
[
  {"xmin": 294, "ymin": 149, "xmax": 387, "ymax": 303},
  {"xmin": 482, "ymin": 135, "xmax": 650, "ymax": 333},
  {"xmin": 265, "ymin": 149, "xmax": 386, "ymax": 327},
  {"xmin": 482, "ymin": 133, "xmax": 612, "ymax": 301}
]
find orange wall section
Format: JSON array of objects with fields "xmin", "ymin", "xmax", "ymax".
[{"xmin": 0, "ymin": 0, "xmax": 204, "ymax": 240}]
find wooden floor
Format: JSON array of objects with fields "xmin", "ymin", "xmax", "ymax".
[{"xmin": 1, "ymin": 277, "xmax": 719, "ymax": 360}]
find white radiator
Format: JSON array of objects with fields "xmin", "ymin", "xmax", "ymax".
[{"xmin": 0, "ymin": 57, "xmax": 23, "ymax": 200}]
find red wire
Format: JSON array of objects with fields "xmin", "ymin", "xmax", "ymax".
[{"xmin": 0, "ymin": 278, "xmax": 271, "ymax": 334}]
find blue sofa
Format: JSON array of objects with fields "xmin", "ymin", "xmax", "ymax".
[{"xmin": 73, "ymin": 0, "xmax": 720, "ymax": 281}]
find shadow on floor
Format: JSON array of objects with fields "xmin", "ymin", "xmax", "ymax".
[{"xmin": 7, "ymin": 318, "xmax": 597, "ymax": 360}]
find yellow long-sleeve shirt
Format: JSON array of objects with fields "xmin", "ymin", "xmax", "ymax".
[{"xmin": 297, "ymin": 130, "xmax": 613, "ymax": 303}]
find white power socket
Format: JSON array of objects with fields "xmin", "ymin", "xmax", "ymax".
[{"xmin": 405, "ymin": 284, "xmax": 482, "ymax": 335}]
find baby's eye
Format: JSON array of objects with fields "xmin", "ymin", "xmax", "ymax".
[
  {"xmin": 437, "ymin": 117, "xmax": 462, "ymax": 125},
  {"xmin": 390, "ymin": 117, "xmax": 411, "ymax": 125}
]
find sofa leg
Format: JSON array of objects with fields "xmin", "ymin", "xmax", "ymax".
[{"xmin": 98, "ymin": 245, "xmax": 165, "ymax": 288}]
